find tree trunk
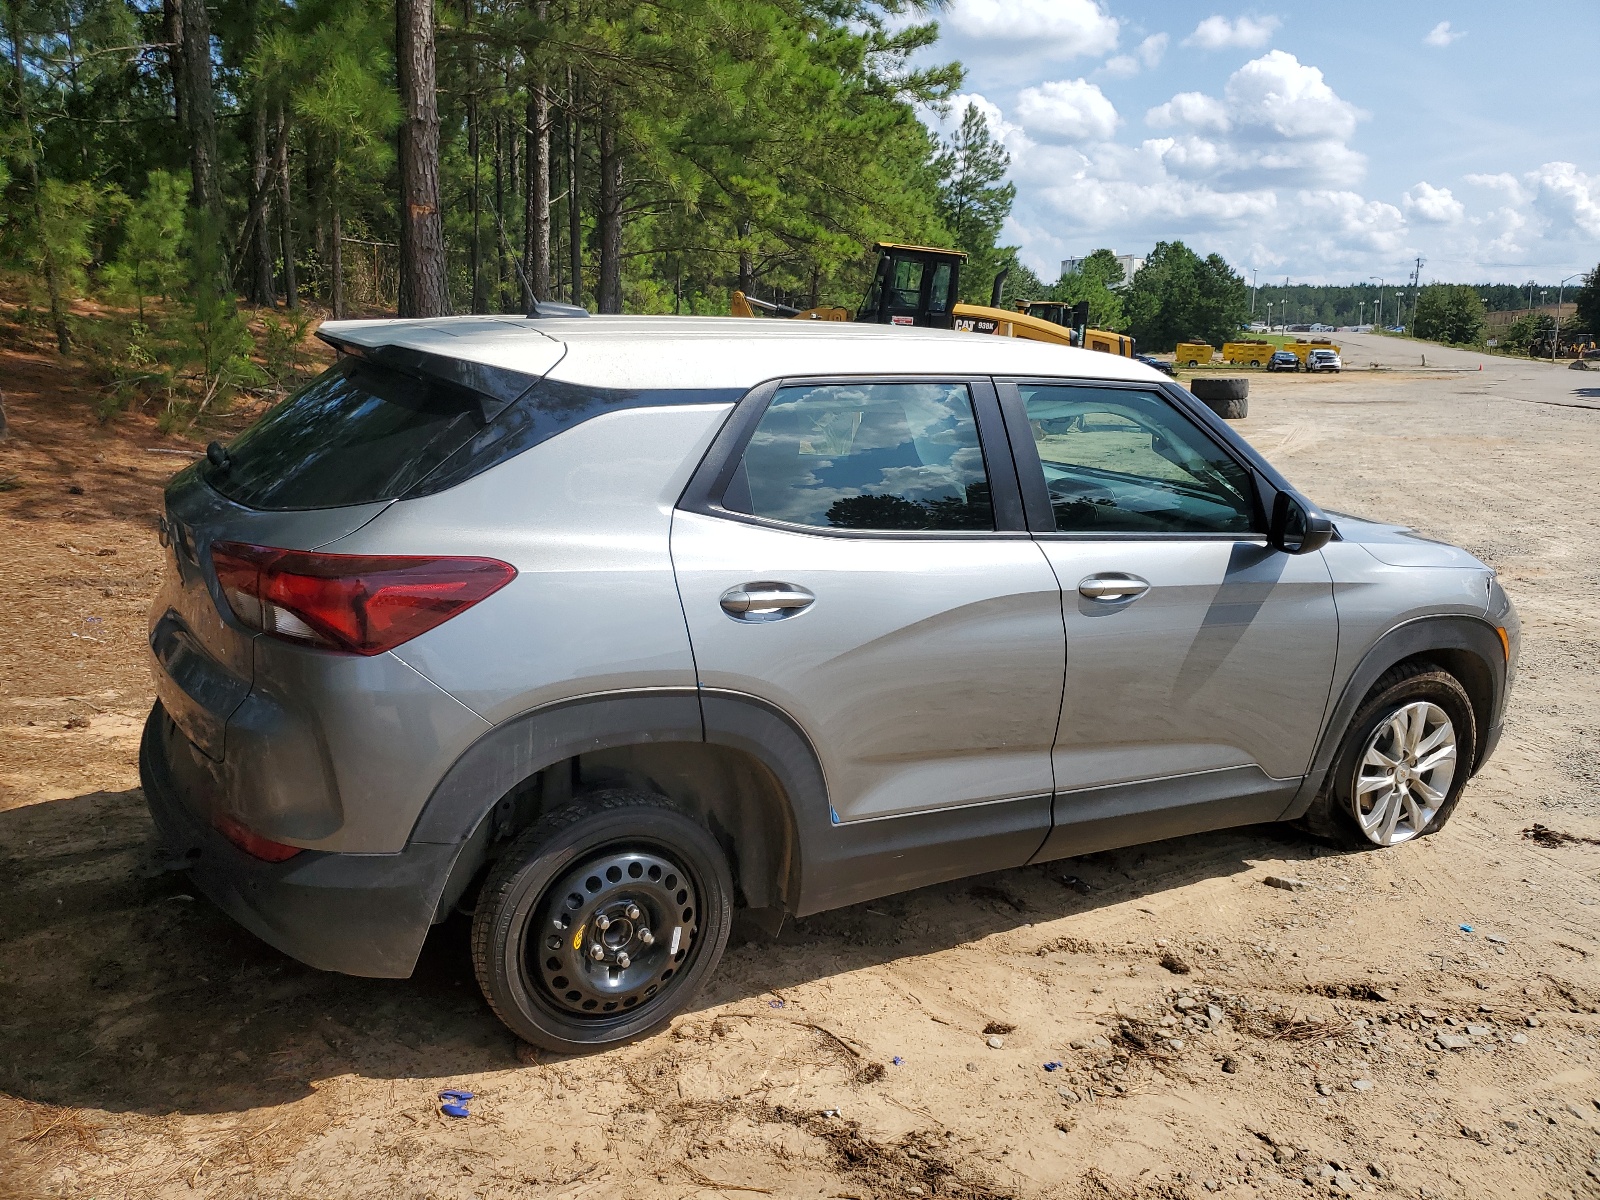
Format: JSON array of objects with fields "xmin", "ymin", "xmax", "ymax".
[
  {"xmin": 524, "ymin": 81, "xmax": 550, "ymax": 306},
  {"xmin": 523, "ymin": 3, "xmax": 550, "ymax": 306},
  {"xmin": 330, "ymin": 135, "xmax": 344, "ymax": 318},
  {"xmin": 466, "ymin": 0, "xmax": 483, "ymax": 313},
  {"xmin": 276, "ymin": 104, "xmax": 298, "ymax": 309},
  {"xmin": 736, "ymin": 219, "xmax": 752, "ymax": 296},
  {"xmin": 567, "ymin": 72, "xmax": 582, "ymax": 307},
  {"xmin": 396, "ymin": 0, "xmax": 448, "ymax": 317},
  {"xmin": 249, "ymin": 103, "xmax": 277, "ymax": 306},
  {"xmin": 162, "ymin": 0, "xmax": 184, "ymax": 128},
  {"xmin": 596, "ymin": 106, "xmax": 621, "ymax": 313},
  {"xmin": 5, "ymin": 0, "xmax": 68, "ymax": 352},
  {"xmin": 494, "ymin": 113, "xmax": 506, "ymax": 309},
  {"xmin": 177, "ymin": 0, "xmax": 220, "ymax": 219}
]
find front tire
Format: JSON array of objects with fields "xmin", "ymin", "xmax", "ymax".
[
  {"xmin": 471, "ymin": 790, "xmax": 733, "ymax": 1053},
  {"xmin": 1300, "ymin": 663, "xmax": 1477, "ymax": 849}
]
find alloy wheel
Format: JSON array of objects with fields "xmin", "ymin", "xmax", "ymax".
[{"xmin": 1352, "ymin": 701, "xmax": 1457, "ymax": 846}]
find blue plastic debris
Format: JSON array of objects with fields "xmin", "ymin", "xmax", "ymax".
[
  {"xmin": 768, "ymin": 999, "xmax": 785, "ymax": 1009},
  {"xmin": 892, "ymin": 1056, "xmax": 904, "ymax": 1066},
  {"xmin": 1460, "ymin": 924, "xmax": 1474, "ymax": 933},
  {"xmin": 1042, "ymin": 1062, "xmax": 1063, "ymax": 1072},
  {"xmin": 439, "ymin": 1089, "xmax": 475, "ymax": 1118}
]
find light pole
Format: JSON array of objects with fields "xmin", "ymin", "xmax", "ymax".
[
  {"xmin": 1251, "ymin": 268, "xmax": 1259, "ymax": 318},
  {"xmin": 1370, "ymin": 277, "xmax": 1384, "ymax": 330},
  {"xmin": 1358, "ymin": 300, "xmax": 1365, "ymax": 328},
  {"xmin": 1555, "ymin": 273, "xmax": 1581, "ymax": 361}
]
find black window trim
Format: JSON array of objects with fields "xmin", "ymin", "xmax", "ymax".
[
  {"xmin": 677, "ymin": 374, "xmax": 1029, "ymax": 539},
  {"xmin": 995, "ymin": 376, "xmax": 1281, "ymax": 541}
]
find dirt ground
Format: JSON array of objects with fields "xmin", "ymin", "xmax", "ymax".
[{"xmin": 3, "ymin": 321, "xmax": 1600, "ymax": 1200}]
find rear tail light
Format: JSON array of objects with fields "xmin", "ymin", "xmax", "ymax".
[
  {"xmin": 211, "ymin": 542, "xmax": 516, "ymax": 656},
  {"xmin": 212, "ymin": 812, "xmax": 304, "ymax": 862}
]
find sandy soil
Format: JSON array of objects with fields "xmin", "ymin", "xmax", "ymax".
[{"xmin": 3, "ymin": 322, "xmax": 1599, "ymax": 1200}]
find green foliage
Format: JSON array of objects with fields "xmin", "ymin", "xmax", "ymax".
[
  {"xmin": 935, "ymin": 103, "xmax": 1014, "ymax": 256},
  {"xmin": 1125, "ymin": 241, "xmax": 1248, "ymax": 351},
  {"xmin": 33, "ymin": 179, "xmax": 109, "ymax": 303},
  {"xmin": 181, "ymin": 209, "xmax": 264, "ymax": 418},
  {"xmin": 1412, "ymin": 284, "xmax": 1485, "ymax": 345},
  {"xmin": 1049, "ymin": 248, "xmax": 1127, "ymax": 330},
  {"xmin": 258, "ymin": 310, "xmax": 316, "ymax": 389},
  {"xmin": 102, "ymin": 171, "xmax": 189, "ymax": 322},
  {"xmin": 1574, "ymin": 265, "xmax": 1600, "ymax": 338}
]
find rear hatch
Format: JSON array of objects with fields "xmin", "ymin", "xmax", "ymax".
[{"xmin": 151, "ymin": 333, "xmax": 562, "ymax": 761}]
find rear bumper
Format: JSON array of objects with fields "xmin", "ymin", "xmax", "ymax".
[{"xmin": 139, "ymin": 702, "xmax": 458, "ymax": 978}]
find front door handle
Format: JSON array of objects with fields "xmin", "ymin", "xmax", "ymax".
[
  {"xmin": 1078, "ymin": 573, "xmax": 1150, "ymax": 602},
  {"xmin": 720, "ymin": 582, "xmax": 815, "ymax": 622}
]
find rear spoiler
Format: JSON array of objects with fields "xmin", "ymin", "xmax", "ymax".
[{"xmin": 315, "ymin": 332, "xmax": 544, "ymax": 421}]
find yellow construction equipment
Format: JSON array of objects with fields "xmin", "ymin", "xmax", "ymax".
[
  {"xmin": 1176, "ymin": 341, "xmax": 1215, "ymax": 367},
  {"xmin": 1221, "ymin": 340, "xmax": 1273, "ymax": 367},
  {"xmin": 731, "ymin": 242, "xmax": 1135, "ymax": 357}
]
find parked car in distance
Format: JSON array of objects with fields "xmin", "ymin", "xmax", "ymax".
[
  {"xmin": 141, "ymin": 315, "xmax": 1518, "ymax": 1054},
  {"xmin": 1268, "ymin": 350, "xmax": 1301, "ymax": 372},
  {"xmin": 1135, "ymin": 353, "xmax": 1176, "ymax": 377},
  {"xmin": 1307, "ymin": 348, "xmax": 1343, "ymax": 373}
]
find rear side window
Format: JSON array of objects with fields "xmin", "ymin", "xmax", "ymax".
[
  {"xmin": 721, "ymin": 382, "xmax": 994, "ymax": 531},
  {"xmin": 206, "ymin": 359, "xmax": 494, "ymax": 510}
]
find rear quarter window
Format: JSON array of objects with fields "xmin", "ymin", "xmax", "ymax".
[{"xmin": 205, "ymin": 359, "xmax": 494, "ymax": 510}]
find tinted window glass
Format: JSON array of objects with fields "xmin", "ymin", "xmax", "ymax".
[
  {"xmin": 929, "ymin": 262, "xmax": 953, "ymax": 314},
  {"xmin": 1020, "ymin": 386, "xmax": 1255, "ymax": 534},
  {"xmin": 726, "ymin": 382, "xmax": 993, "ymax": 531},
  {"xmin": 205, "ymin": 359, "xmax": 493, "ymax": 510},
  {"xmin": 890, "ymin": 260, "xmax": 924, "ymax": 309}
]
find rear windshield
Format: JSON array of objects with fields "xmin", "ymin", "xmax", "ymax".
[{"xmin": 204, "ymin": 358, "xmax": 496, "ymax": 510}]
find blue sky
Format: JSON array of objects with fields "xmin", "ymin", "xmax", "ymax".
[{"xmin": 911, "ymin": 1, "xmax": 1600, "ymax": 285}]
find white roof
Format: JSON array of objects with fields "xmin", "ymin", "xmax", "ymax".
[{"xmin": 319, "ymin": 314, "xmax": 1169, "ymax": 391}]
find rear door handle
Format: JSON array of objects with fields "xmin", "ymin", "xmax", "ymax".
[
  {"xmin": 1078, "ymin": 573, "xmax": 1150, "ymax": 602},
  {"xmin": 719, "ymin": 582, "xmax": 815, "ymax": 622}
]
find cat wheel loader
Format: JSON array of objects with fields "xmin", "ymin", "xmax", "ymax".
[{"xmin": 730, "ymin": 242, "xmax": 1135, "ymax": 356}]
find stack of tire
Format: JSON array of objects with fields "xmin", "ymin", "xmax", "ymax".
[{"xmin": 1190, "ymin": 377, "xmax": 1248, "ymax": 420}]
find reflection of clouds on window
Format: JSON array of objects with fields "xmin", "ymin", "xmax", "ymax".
[{"xmin": 731, "ymin": 382, "xmax": 993, "ymax": 532}]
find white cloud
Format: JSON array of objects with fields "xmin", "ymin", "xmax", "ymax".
[
  {"xmin": 1184, "ymin": 14, "xmax": 1281, "ymax": 50},
  {"xmin": 1224, "ymin": 51, "xmax": 1360, "ymax": 141},
  {"xmin": 1526, "ymin": 161, "xmax": 1600, "ymax": 238},
  {"xmin": 945, "ymin": 0, "xmax": 1119, "ymax": 55},
  {"xmin": 1403, "ymin": 181, "xmax": 1466, "ymax": 224},
  {"xmin": 1016, "ymin": 80, "xmax": 1120, "ymax": 143},
  {"xmin": 1464, "ymin": 172, "xmax": 1528, "ymax": 204},
  {"xmin": 1103, "ymin": 32, "xmax": 1168, "ymax": 77},
  {"xmin": 1147, "ymin": 92, "xmax": 1232, "ymax": 133},
  {"xmin": 1424, "ymin": 21, "xmax": 1463, "ymax": 47}
]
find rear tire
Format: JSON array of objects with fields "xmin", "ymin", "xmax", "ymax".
[
  {"xmin": 1298, "ymin": 663, "xmax": 1477, "ymax": 850},
  {"xmin": 1190, "ymin": 377, "xmax": 1249, "ymax": 419},
  {"xmin": 471, "ymin": 789, "xmax": 733, "ymax": 1054}
]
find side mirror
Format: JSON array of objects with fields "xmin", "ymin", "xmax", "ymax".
[{"xmin": 1271, "ymin": 491, "xmax": 1334, "ymax": 555}]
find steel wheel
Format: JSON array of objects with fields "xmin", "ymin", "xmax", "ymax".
[
  {"xmin": 529, "ymin": 846, "xmax": 700, "ymax": 1018},
  {"xmin": 472, "ymin": 790, "xmax": 733, "ymax": 1053},
  {"xmin": 1351, "ymin": 700, "xmax": 1457, "ymax": 845}
]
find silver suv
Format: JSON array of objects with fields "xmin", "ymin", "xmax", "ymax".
[{"xmin": 141, "ymin": 316, "xmax": 1518, "ymax": 1052}]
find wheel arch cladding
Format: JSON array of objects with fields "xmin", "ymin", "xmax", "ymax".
[
  {"xmin": 410, "ymin": 690, "xmax": 813, "ymax": 918},
  {"xmin": 1282, "ymin": 615, "xmax": 1506, "ymax": 820}
]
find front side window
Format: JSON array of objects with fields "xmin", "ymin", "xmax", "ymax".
[
  {"xmin": 723, "ymin": 382, "xmax": 994, "ymax": 532},
  {"xmin": 890, "ymin": 260, "xmax": 924, "ymax": 310},
  {"xmin": 1019, "ymin": 385, "xmax": 1255, "ymax": 534}
]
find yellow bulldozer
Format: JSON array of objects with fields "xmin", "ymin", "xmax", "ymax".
[{"xmin": 730, "ymin": 242, "xmax": 1135, "ymax": 357}]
